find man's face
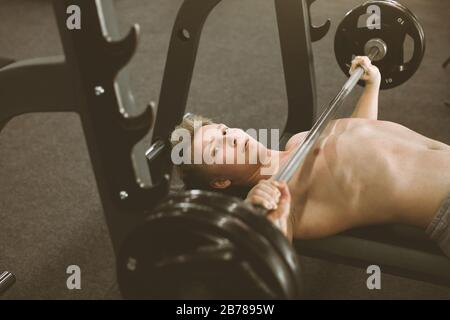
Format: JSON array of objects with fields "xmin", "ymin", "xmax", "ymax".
[{"xmin": 191, "ymin": 123, "xmax": 264, "ymax": 187}]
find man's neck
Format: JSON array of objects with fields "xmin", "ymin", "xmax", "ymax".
[{"xmin": 246, "ymin": 149, "xmax": 292, "ymax": 185}]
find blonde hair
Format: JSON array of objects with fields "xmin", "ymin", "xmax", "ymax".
[{"xmin": 170, "ymin": 113, "xmax": 214, "ymax": 190}]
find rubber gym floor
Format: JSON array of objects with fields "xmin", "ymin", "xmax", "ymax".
[{"xmin": 0, "ymin": 0, "xmax": 449, "ymax": 299}]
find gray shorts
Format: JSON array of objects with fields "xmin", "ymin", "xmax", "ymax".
[{"xmin": 426, "ymin": 193, "xmax": 450, "ymax": 258}]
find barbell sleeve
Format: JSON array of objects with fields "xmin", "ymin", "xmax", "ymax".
[
  {"xmin": 145, "ymin": 139, "xmax": 166, "ymax": 162},
  {"xmin": 145, "ymin": 114, "xmax": 193, "ymax": 163}
]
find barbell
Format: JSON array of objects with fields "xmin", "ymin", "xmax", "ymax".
[{"xmin": 117, "ymin": 0, "xmax": 425, "ymax": 299}]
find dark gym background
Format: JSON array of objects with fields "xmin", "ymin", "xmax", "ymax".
[{"xmin": 0, "ymin": 0, "xmax": 449, "ymax": 299}]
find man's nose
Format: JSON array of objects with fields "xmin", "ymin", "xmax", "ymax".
[
  {"xmin": 226, "ymin": 136, "xmax": 247, "ymax": 149},
  {"xmin": 224, "ymin": 129, "xmax": 242, "ymax": 146}
]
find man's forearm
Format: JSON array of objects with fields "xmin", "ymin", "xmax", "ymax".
[{"xmin": 351, "ymin": 83, "xmax": 380, "ymax": 120}]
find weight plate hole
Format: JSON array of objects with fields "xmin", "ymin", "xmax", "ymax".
[
  {"xmin": 403, "ymin": 33, "xmax": 414, "ymax": 64},
  {"xmin": 356, "ymin": 13, "xmax": 369, "ymax": 28}
]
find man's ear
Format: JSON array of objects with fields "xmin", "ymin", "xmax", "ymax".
[{"xmin": 210, "ymin": 178, "xmax": 231, "ymax": 189}]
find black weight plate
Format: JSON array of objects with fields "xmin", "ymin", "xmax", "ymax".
[
  {"xmin": 118, "ymin": 207, "xmax": 276, "ymax": 299},
  {"xmin": 120, "ymin": 207, "xmax": 283, "ymax": 298},
  {"xmin": 228, "ymin": 201, "xmax": 303, "ymax": 298},
  {"xmin": 118, "ymin": 190, "xmax": 297, "ymax": 299},
  {"xmin": 175, "ymin": 190, "xmax": 302, "ymax": 297},
  {"xmin": 162, "ymin": 190, "xmax": 296, "ymax": 297},
  {"xmin": 334, "ymin": 0, "xmax": 425, "ymax": 89}
]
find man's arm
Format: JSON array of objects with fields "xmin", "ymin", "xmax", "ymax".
[
  {"xmin": 349, "ymin": 56, "xmax": 381, "ymax": 120},
  {"xmin": 284, "ymin": 131, "xmax": 308, "ymax": 152},
  {"xmin": 245, "ymin": 180, "xmax": 293, "ymax": 243}
]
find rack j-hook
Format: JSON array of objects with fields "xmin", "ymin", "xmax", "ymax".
[{"xmin": 307, "ymin": 0, "xmax": 331, "ymax": 42}]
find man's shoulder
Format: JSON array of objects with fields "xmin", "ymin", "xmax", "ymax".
[
  {"xmin": 284, "ymin": 118, "xmax": 389, "ymax": 151},
  {"xmin": 285, "ymin": 131, "xmax": 308, "ymax": 151}
]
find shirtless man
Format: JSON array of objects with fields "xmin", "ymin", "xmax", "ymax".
[{"xmin": 170, "ymin": 56, "xmax": 450, "ymax": 256}]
